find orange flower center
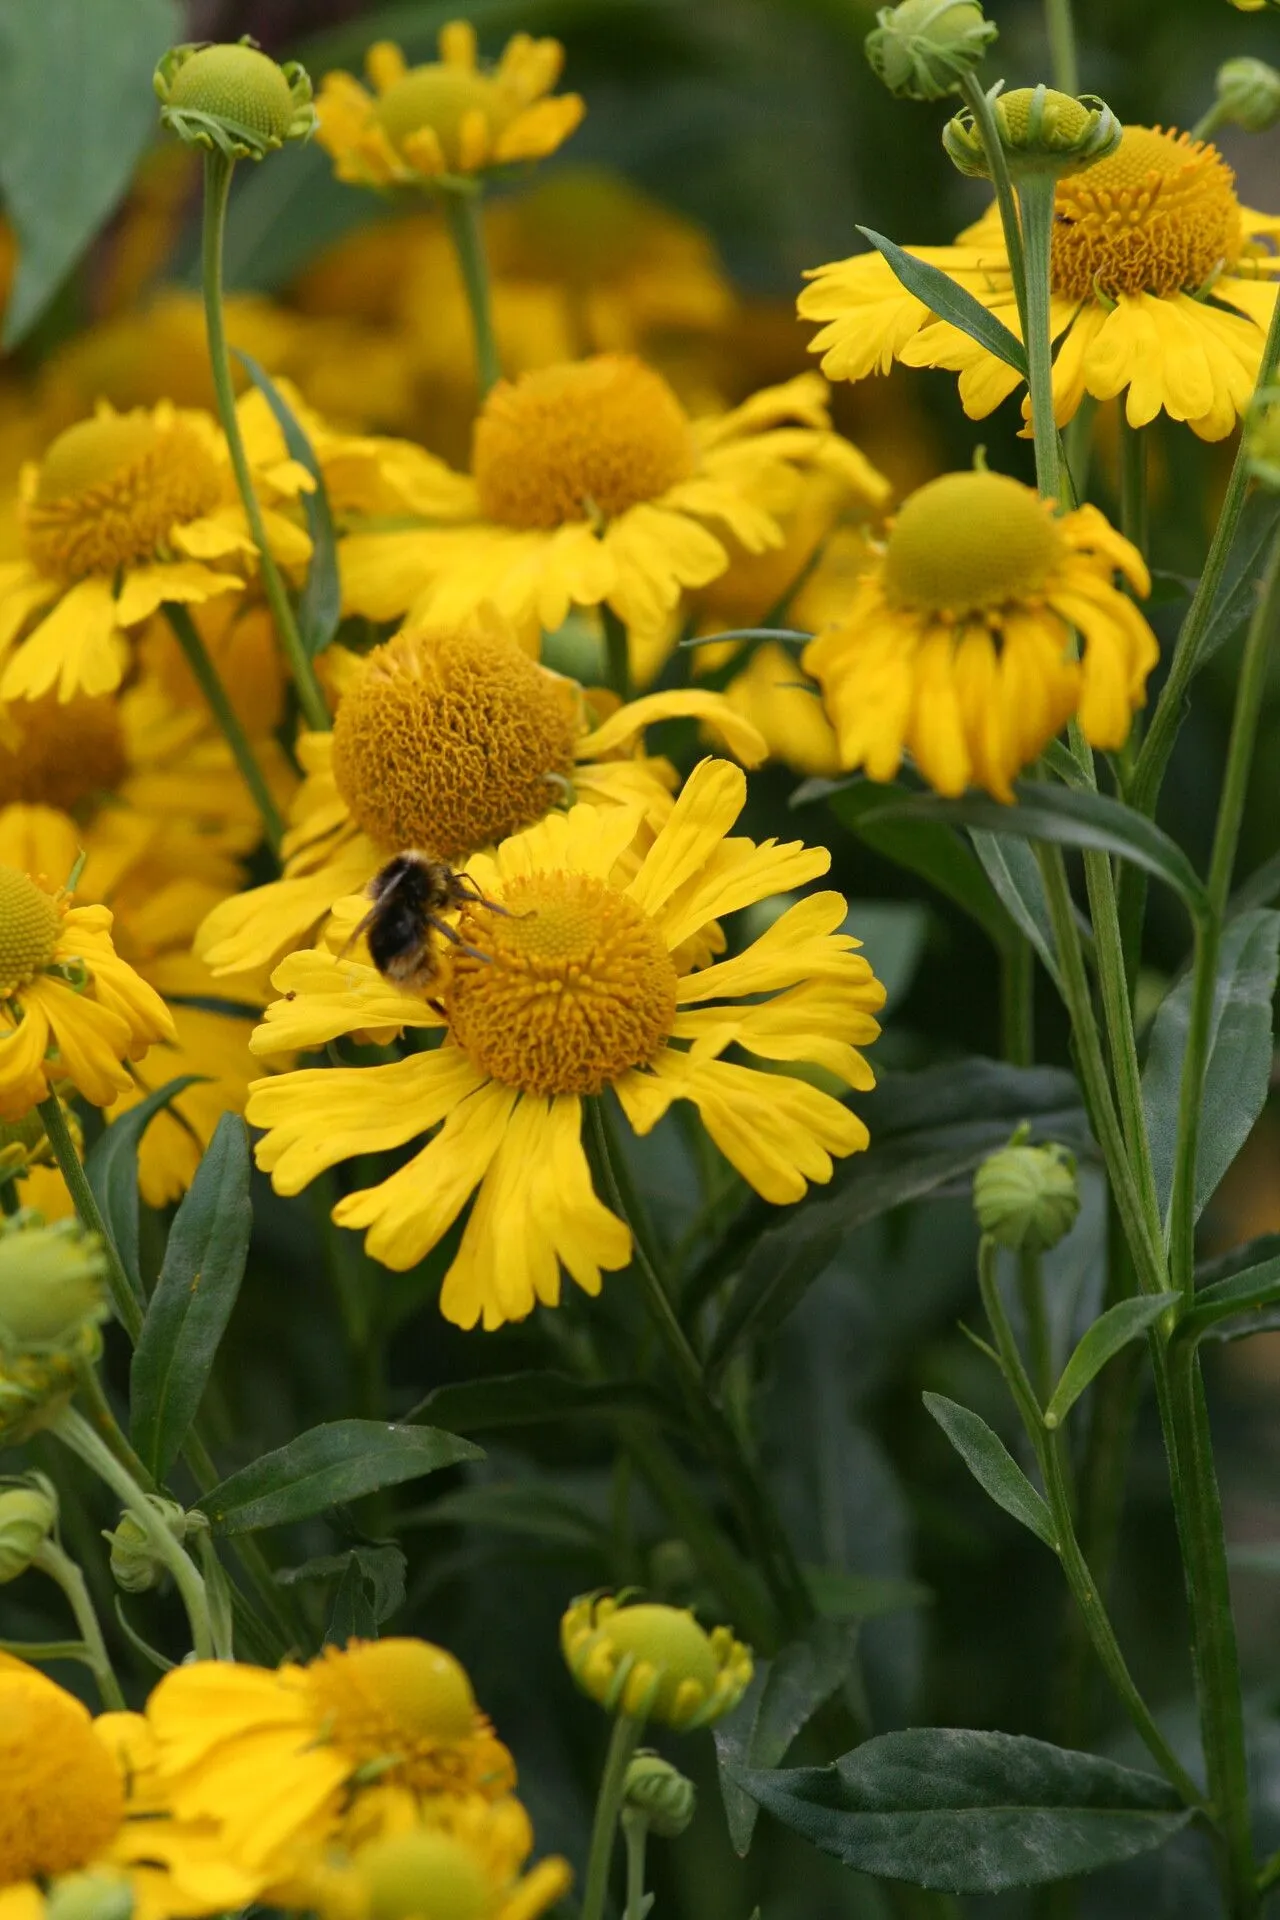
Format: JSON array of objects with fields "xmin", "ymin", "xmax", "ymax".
[
  {"xmin": 1051, "ymin": 127, "xmax": 1244, "ymax": 300},
  {"xmin": 0, "ymin": 693, "xmax": 126, "ymax": 814},
  {"xmin": 472, "ymin": 356, "xmax": 695, "ymax": 529}
]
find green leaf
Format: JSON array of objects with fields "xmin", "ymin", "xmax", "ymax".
[
  {"xmin": 1199, "ymin": 490, "xmax": 1280, "ymax": 665},
  {"xmin": 278, "ymin": 1544, "xmax": 407, "ymax": 1624},
  {"xmin": 0, "ymin": 0, "xmax": 180, "ymax": 345},
  {"xmin": 969, "ymin": 828, "xmax": 1062, "ymax": 989},
  {"xmin": 84, "ymin": 1076, "xmax": 205, "ymax": 1304},
  {"xmin": 405, "ymin": 1370, "xmax": 682, "ymax": 1434},
  {"xmin": 922, "ymin": 1393, "xmax": 1057, "ymax": 1550},
  {"xmin": 804, "ymin": 1569, "xmax": 933, "ymax": 1622},
  {"xmin": 856, "ymin": 226, "xmax": 1028, "ymax": 377},
  {"xmin": 1142, "ymin": 909, "xmax": 1280, "ymax": 1227},
  {"xmin": 857, "ymin": 786, "xmax": 1209, "ymax": 923},
  {"xmin": 401, "ymin": 1482, "xmax": 610, "ymax": 1552},
  {"xmin": 130, "ymin": 1115, "xmax": 252, "ymax": 1481},
  {"xmin": 706, "ymin": 1222, "xmax": 843, "ymax": 1383},
  {"xmin": 716, "ymin": 1619, "xmax": 857, "ymax": 1855},
  {"xmin": 735, "ymin": 1729, "xmax": 1190, "ymax": 1892},
  {"xmin": 233, "ymin": 350, "xmax": 341, "ymax": 656},
  {"xmin": 202, "ymin": 1421, "xmax": 481, "ymax": 1534},
  {"xmin": 1180, "ymin": 1249, "xmax": 1280, "ymax": 1342},
  {"xmin": 324, "ymin": 1554, "xmax": 378, "ymax": 1647},
  {"xmin": 1044, "ymin": 1293, "xmax": 1179, "ymax": 1429}
]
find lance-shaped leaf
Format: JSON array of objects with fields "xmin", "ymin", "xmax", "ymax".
[
  {"xmin": 1179, "ymin": 1249, "xmax": 1280, "ymax": 1343},
  {"xmin": 857, "ymin": 227, "xmax": 1028, "ymax": 377},
  {"xmin": 1043, "ymin": 1293, "xmax": 1179, "ymax": 1429},
  {"xmin": 406, "ymin": 1370, "xmax": 683, "ymax": 1434},
  {"xmin": 716, "ymin": 1619, "xmax": 858, "ymax": 1855},
  {"xmin": 202, "ymin": 1422, "xmax": 481, "ymax": 1534},
  {"xmin": 923, "ymin": 1394, "xmax": 1057, "ymax": 1550},
  {"xmin": 735, "ymin": 1729, "xmax": 1192, "ymax": 1892},
  {"xmin": 85, "ymin": 1076, "xmax": 205, "ymax": 1313},
  {"xmin": 233, "ymin": 350, "xmax": 340, "ymax": 656}
]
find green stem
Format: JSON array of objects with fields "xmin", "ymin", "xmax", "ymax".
[
  {"xmin": 1018, "ymin": 1249, "xmax": 1054, "ymax": 1406},
  {"xmin": 581, "ymin": 1713, "xmax": 644, "ymax": 1920},
  {"xmin": 1043, "ymin": 0, "xmax": 1080, "ymax": 94},
  {"xmin": 1017, "ymin": 176, "xmax": 1062, "ymax": 503},
  {"xmin": 199, "ymin": 150, "xmax": 329, "ymax": 733},
  {"xmin": 440, "ymin": 184, "xmax": 501, "ymax": 397},
  {"xmin": 622, "ymin": 1811, "xmax": 651, "ymax": 1920},
  {"xmin": 51, "ymin": 1404, "xmax": 214, "ymax": 1661},
  {"xmin": 73, "ymin": 1360, "xmax": 156, "ymax": 1492},
  {"xmin": 33, "ymin": 1539, "xmax": 125, "ymax": 1709},
  {"xmin": 163, "ymin": 603, "xmax": 283, "ymax": 856},
  {"xmin": 1190, "ymin": 103, "xmax": 1229, "ymax": 144},
  {"xmin": 958, "ymin": 71, "xmax": 1029, "ymax": 345},
  {"xmin": 1119, "ymin": 417, "xmax": 1149, "ymax": 561},
  {"xmin": 1000, "ymin": 938, "xmax": 1035, "ymax": 1067},
  {"xmin": 601, "ymin": 604, "xmax": 632, "ymax": 703},
  {"xmin": 37, "ymin": 1096, "xmax": 142, "ymax": 1342}
]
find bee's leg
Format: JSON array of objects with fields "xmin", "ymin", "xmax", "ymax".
[
  {"xmin": 429, "ymin": 916, "xmax": 494, "ymax": 964},
  {"xmin": 453, "ymin": 874, "xmax": 514, "ymax": 918}
]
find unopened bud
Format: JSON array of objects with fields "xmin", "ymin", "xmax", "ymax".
[
  {"xmin": 1214, "ymin": 57, "xmax": 1280, "ymax": 132},
  {"xmin": 944, "ymin": 83, "xmax": 1120, "ymax": 179},
  {"xmin": 105, "ymin": 1498, "xmax": 204, "ymax": 1594},
  {"xmin": 623, "ymin": 1753, "xmax": 697, "ymax": 1836},
  {"xmin": 155, "ymin": 39, "xmax": 316, "ymax": 161},
  {"xmin": 44, "ymin": 1872, "xmax": 134, "ymax": 1920},
  {"xmin": 0, "ymin": 1212, "xmax": 107, "ymax": 1352},
  {"xmin": 0, "ymin": 1475, "xmax": 56, "ymax": 1581},
  {"xmin": 974, "ymin": 1126, "xmax": 1080, "ymax": 1253},
  {"xmin": 865, "ymin": 0, "xmax": 997, "ymax": 101}
]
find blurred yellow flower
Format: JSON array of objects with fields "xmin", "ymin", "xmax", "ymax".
[
  {"xmin": 561, "ymin": 1593, "xmax": 753, "ymax": 1729},
  {"xmin": 803, "ymin": 471, "xmax": 1158, "ymax": 801},
  {"xmin": 247, "ymin": 759, "xmax": 883, "ymax": 1329},
  {"xmin": 317, "ymin": 24, "xmax": 584, "ymax": 186},
  {"xmin": 718, "ymin": 643, "xmax": 842, "ymax": 779},
  {"xmin": 801, "ymin": 126, "xmax": 1280, "ymax": 439}
]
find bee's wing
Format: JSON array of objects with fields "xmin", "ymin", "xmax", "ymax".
[{"xmin": 337, "ymin": 901, "xmax": 379, "ymax": 962}]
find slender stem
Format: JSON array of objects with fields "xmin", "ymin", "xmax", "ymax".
[
  {"xmin": 1119, "ymin": 418, "xmax": 1149, "ymax": 561},
  {"xmin": 37, "ymin": 1096, "xmax": 142, "ymax": 1342},
  {"xmin": 73, "ymin": 1360, "xmax": 156, "ymax": 1492},
  {"xmin": 1018, "ymin": 1250, "xmax": 1054, "ymax": 1405},
  {"xmin": 33, "ymin": 1539, "xmax": 125, "ymax": 1709},
  {"xmin": 199, "ymin": 151, "xmax": 329, "ymax": 733},
  {"xmin": 1018, "ymin": 177, "xmax": 1062, "ymax": 503},
  {"xmin": 51, "ymin": 1404, "xmax": 214, "ymax": 1662},
  {"xmin": 1190, "ymin": 103, "xmax": 1228, "ymax": 145},
  {"xmin": 1258, "ymin": 1847, "xmax": 1280, "ymax": 1896},
  {"xmin": 1134, "ymin": 290, "xmax": 1280, "ymax": 815},
  {"xmin": 1000, "ymin": 938, "xmax": 1035, "ymax": 1066},
  {"xmin": 958, "ymin": 71, "xmax": 1029, "ymax": 345},
  {"xmin": 439, "ymin": 185, "xmax": 501, "ymax": 396},
  {"xmin": 601, "ymin": 605, "xmax": 632, "ymax": 703},
  {"xmin": 581, "ymin": 1713, "xmax": 644, "ymax": 1920},
  {"xmin": 622, "ymin": 1811, "xmax": 651, "ymax": 1920},
  {"xmin": 163, "ymin": 604, "xmax": 283, "ymax": 856},
  {"xmin": 1043, "ymin": 0, "xmax": 1080, "ymax": 94}
]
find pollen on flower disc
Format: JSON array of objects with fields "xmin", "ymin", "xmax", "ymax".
[
  {"xmin": 0, "ymin": 868, "xmax": 61, "ymax": 992},
  {"xmin": 374, "ymin": 65, "xmax": 507, "ymax": 168},
  {"xmin": 23, "ymin": 409, "xmax": 222, "ymax": 580},
  {"xmin": 446, "ymin": 871, "xmax": 678, "ymax": 1096},
  {"xmin": 0, "ymin": 693, "xmax": 126, "ymax": 813},
  {"xmin": 357, "ymin": 1831, "xmax": 491, "ymax": 1920},
  {"xmin": 0, "ymin": 1678, "xmax": 125, "ymax": 1883},
  {"xmin": 1052, "ymin": 127, "xmax": 1243, "ymax": 299},
  {"xmin": 331, "ymin": 625, "xmax": 578, "ymax": 861},
  {"xmin": 472, "ymin": 356, "xmax": 695, "ymax": 529},
  {"xmin": 882, "ymin": 472, "xmax": 1064, "ymax": 616}
]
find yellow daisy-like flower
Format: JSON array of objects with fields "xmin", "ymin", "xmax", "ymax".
[
  {"xmin": 0, "ymin": 398, "xmax": 312, "ymax": 703},
  {"xmin": 802, "ymin": 470, "xmax": 1159, "ymax": 802},
  {"xmin": 316, "ymin": 23, "xmax": 584, "ymax": 186},
  {"xmin": 0, "ymin": 1655, "xmax": 258, "ymax": 1920},
  {"xmin": 246, "ymin": 758, "xmax": 884, "ymax": 1330},
  {"xmin": 196, "ymin": 609, "xmax": 768, "ymax": 989},
  {"xmin": 801, "ymin": 126, "xmax": 1280, "ymax": 440},
  {"xmin": 338, "ymin": 362, "xmax": 889, "ymax": 647},
  {"xmin": 561, "ymin": 1593, "xmax": 753, "ymax": 1730},
  {"xmin": 147, "ymin": 1639, "xmax": 518, "ymax": 1884}
]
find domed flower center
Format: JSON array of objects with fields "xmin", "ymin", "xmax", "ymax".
[
  {"xmin": 598, "ymin": 1605, "xmax": 720, "ymax": 1715},
  {"xmin": 0, "ymin": 693, "xmax": 126, "ymax": 814},
  {"xmin": 1051, "ymin": 126, "xmax": 1243, "ymax": 300},
  {"xmin": 0, "ymin": 869, "xmax": 61, "ymax": 994},
  {"xmin": 331, "ymin": 625, "xmax": 578, "ymax": 862},
  {"xmin": 22, "ymin": 409, "xmax": 223, "ymax": 580},
  {"xmin": 446, "ymin": 871, "xmax": 678, "ymax": 1096},
  {"xmin": 0, "ymin": 1679, "xmax": 125, "ymax": 1884},
  {"xmin": 306, "ymin": 1639, "xmax": 494, "ymax": 1795},
  {"xmin": 357, "ymin": 1831, "xmax": 491, "ymax": 1920},
  {"xmin": 374, "ymin": 65, "xmax": 508, "ymax": 168},
  {"xmin": 472, "ymin": 356, "xmax": 696, "ymax": 529},
  {"xmin": 165, "ymin": 43, "xmax": 298, "ymax": 145},
  {"xmin": 882, "ymin": 472, "xmax": 1064, "ymax": 616}
]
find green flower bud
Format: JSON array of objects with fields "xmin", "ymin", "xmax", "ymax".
[
  {"xmin": 44, "ymin": 1872, "xmax": 134, "ymax": 1920},
  {"xmin": 865, "ymin": 0, "xmax": 997, "ymax": 102},
  {"xmin": 0, "ymin": 1474, "xmax": 57, "ymax": 1581},
  {"xmin": 1214, "ymin": 57, "xmax": 1280, "ymax": 133},
  {"xmin": 623, "ymin": 1753, "xmax": 698, "ymax": 1836},
  {"xmin": 944, "ymin": 83, "xmax": 1121, "ymax": 180},
  {"xmin": 0, "ymin": 1212, "xmax": 107, "ymax": 1352},
  {"xmin": 0, "ymin": 1106, "xmax": 63, "ymax": 1186},
  {"xmin": 0, "ymin": 1348, "xmax": 86, "ymax": 1446},
  {"xmin": 974, "ymin": 1126, "xmax": 1080, "ymax": 1253},
  {"xmin": 1245, "ymin": 387, "xmax": 1280, "ymax": 491},
  {"xmin": 155, "ymin": 38, "xmax": 316, "ymax": 162},
  {"xmin": 105, "ymin": 1497, "xmax": 204, "ymax": 1594}
]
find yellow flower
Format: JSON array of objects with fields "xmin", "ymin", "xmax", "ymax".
[
  {"xmin": 0, "ymin": 399, "xmax": 312, "ymax": 703},
  {"xmin": 718, "ymin": 643, "xmax": 842, "ymax": 780},
  {"xmin": 800, "ymin": 126, "xmax": 1280, "ymax": 439},
  {"xmin": 561, "ymin": 1594, "xmax": 753, "ymax": 1729},
  {"xmin": 197, "ymin": 610, "xmax": 767, "ymax": 989},
  {"xmin": 0, "ymin": 861, "xmax": 174, "ymax": 1123},
  {"xmin": 316, "ymin": 24, "xmax": 584, "ymax": 186},
  {"xmin": 338, "ymin": 363, "xmax": 887, "ymax": 648},
  {"xmin": 802, "ymin": 470, "xmax": 1158, "ymax": 801},
  {"xmin": 147, "ymin": 1639, "xmax": 518, "ymax": 1883},
  {"xmin": 247, "ymin": 758, "xmax": 884, "ymax": 1329},
  {"xmin": 0, "ymin": 1655, "xmax": 257, "ymax": 1920}
]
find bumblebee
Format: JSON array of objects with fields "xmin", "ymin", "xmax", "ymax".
[{"xmin": 346, "ymin": 850, "xmax": 505, "ymax": 991}]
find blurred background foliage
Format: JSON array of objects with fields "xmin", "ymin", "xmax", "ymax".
[{"xmin": 4, "ymin": 2, "xmax": 1280, "ymax": 1916}]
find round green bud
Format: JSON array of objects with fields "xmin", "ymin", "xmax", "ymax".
[
  {"xmin": 0, "ymin": 1213, "xmax": 107, "ymax": 1352},
  {"xmin": 154, "ymin": 38, "xmax": 317, "ymax": 161},
  {"xmin": 0, "ymin": 1476, "xmax": 56, "ymax": 1581},
  {"xmin": 944, "ymin": 83, "xmax": 1120, "ymax": 180},
  {"xmin": 865, "ymin": 0, "xmax": 997, "ymax": 102},
  {"xmin": 623, "ymin": 1753, "xmax": 698, "ymax": 1837},
  {"xmin": 1214, "ymin": 57, "xmax": 1280, "ymax": 133},
  {"xmin": 105, "ymin": 1497, "xmax": 203, "ymax": 1595},
  {"xmin": 44, "ymin": 1873, "xmax": 134, "ymax": 1920},
  {"xmin": 1246, "ymin": 387, "xmax": 1280, "ymax": 491},
  {"xmin": 973, "ymin": 1128, "xmax": 1080, "ymax": 1253}
]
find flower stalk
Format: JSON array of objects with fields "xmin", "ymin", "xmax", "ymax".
[
  {"xmin": 32, "ymin": 1537, "xmax": 124, "ymax": 1710},
  {"xmin": 37, "ymin": 1095, "xmax": 142, "ymax": 1343},
  {"xmin": 163, "ymin": 602, "xmax": 284, "ymax": 856},
  {"xmin": 581, "ymin": 1712, "xmax": 644, "ymax": 1920},
  {"xmin": 439, "ymin": 183, "xmax": 502, "ymax": 396}
]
